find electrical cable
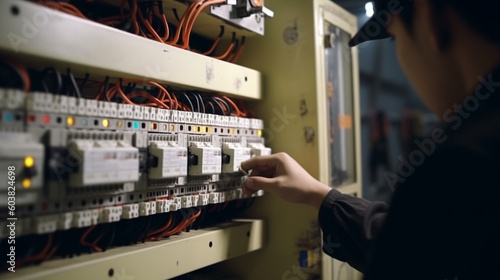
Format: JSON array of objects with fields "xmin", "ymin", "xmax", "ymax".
[
  {"xmin": 18, "ymin": 234, "xmax": 53, "ymax": 266},
  {"xmin": 67, "ymin": 68, "xmax": 82, "ymax": 98},
  {"xmin": 168, "ymin": 0, "xmax": 202, "ymax": 46},
  {"xmin": 213, "ymin": 32, "xmax": 236, "ymax": 60},
  {"xmin": 79, "ymin": 73, "xmax": 90, "ymax": 93},
  {"xmin": 196, "ymin": 92, "xmax": 205, "ymax": 113},
  {"xmin": 202, "ymin": 25, "xmax": 224, "ymax": 56},
  {"xmin": 206, "ymin": 100, "xmax": 215, "ymax": 114},
  {"xmin": 209, "ymin": 97, "xmax": 226, "ymax": 115},
  {"xmin": 181, "ymin": 92, "xmax": 195, "ymax": 112},
  {"xmin": 0, "ymin": 58, "xmax": 31, "ymax": 92},
  {"xmin": 229, "ymin": 36, "xmax": 246, "ymax": 63},
  {"xmin": 181, "ymin": 0, "xmax": 225, "ymax": 49},
  {"xmin": 153, "ymin": 1, "xmax": 169, "ymax": 41},
  {"xmin": 40, "ymin": 67, "xmax": 62, "ymax": 94},
  {"xmin": 190, "ymin": 92, "xmax": 201, "ymax": 112}
]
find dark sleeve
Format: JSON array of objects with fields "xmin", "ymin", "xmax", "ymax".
[
  {"xmin": 364, "ymin": 148, "xmax": 500, "ymax": 280},
  {"xmin": 318, "ymin": 188, "xmax": 389, "ymax": 273}
]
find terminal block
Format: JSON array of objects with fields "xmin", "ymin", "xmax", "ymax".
[
  {"xmin": 248, "ymin": 142, "xmax": 272, "ymax": 157},
  {"xmin": 188, "ymin": 142, "xmax": 222, "ymax": 175},
  {"xmin": 148, "ymin": 141, "xmax": 188, "ymax": 179},
  {"xmin": 68, "ymin": 139, "xmax": 139, "ymax": 187},
  {"xmin": 222, "ymin": 142, "xmax": 251, "ymax": 173}
]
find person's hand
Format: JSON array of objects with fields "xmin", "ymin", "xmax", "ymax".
[{"xmin": 240, "ymin": 153, "xmax": 332, "ymax": 208}]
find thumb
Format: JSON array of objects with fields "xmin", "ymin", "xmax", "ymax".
[{"xmin": 244, "ymin": 176, "xmax": 280, "ymax": 193}]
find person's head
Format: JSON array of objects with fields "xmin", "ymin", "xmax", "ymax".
[{"xmin": 350, "ymin": 0, "xmax": 500, "ymax": 117}]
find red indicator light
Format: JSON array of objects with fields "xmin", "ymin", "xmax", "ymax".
[
  {"xmin": 27, "ymin": 114, "xmax": 36, "ymax": 123},
  {"xmin": 42, "ymin": 115, "xmax": 50, "ymax": 124}
]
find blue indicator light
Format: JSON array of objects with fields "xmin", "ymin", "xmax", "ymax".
[
  {"xmin": 133, "ymin": 122, "xmax": 139, "ymax": 129},
  {"xmin": 4, "ymin": 112, "xmax": 13, "ymax": 123},
  {"xmin": 82, "ymin": 119, "xmax": 88, "ymax": 126}
]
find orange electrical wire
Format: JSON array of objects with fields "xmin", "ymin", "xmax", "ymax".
[
  {"xmin": 128, "ymin": 0, "xmax": 140, "ymax": 34},
  {"xmin": 153, "ymin": 5, "xmax": 170, "ymax": 41},
  {"xmin": 18, "ymin": 234, "xmax": 53, "ymax": 266},
  {"xmin": 104, "ymin": 79, "xmax": 173, "ymax": 109},
  {"xmin": 80, "ymin": 225, "xmax": 97, "ymax": 249},
  {"xmin": 146, "ymin": 214, "xmax": 174, "ymax": 241},
  {"xmin": 44, "ymin": 245, "xmax": 59, "ymax": 261},
  {"xmin": 182, "ymin": 0, "xmax": 225, "ymax": 49},
  {"xmin": 168, "ymin": 0, "xmax": 203, "ymax": 46},
  {"xmin": 202, "ymin": 36, "xmax": 221, "ymax": 56},
  {"xmin": 137, "ymin": 6, "xmax": 164, "ymax": 43},
  {"xmin": 217, "ymin": 95, "xmax": 245, "ymax": 117},
  {"xmin": 122, "ymin": 79, "xmax": 173, "ymax": 108},
  {"xmin": 181, "ymin": 0, "xmax": 207, "ymax": 47},
  {"xmin": 126, "ymin": 91, "xmax": 169, "ymax": 109},
  {"xmin": 155, "ymin": 208, "xmax": 202, "ymax": 239},
  {"xmin": 228, "ymin": 40, "xmax": 245, "ymax": 63},
  {"xmin": 213, "ymin": 40, "xmax": 235, "ymax": 60},
  {"xmin": 3, "ymin": 58, "xmax": 30, "ymax": 92},
  {"xmin": 39, "ymin": 1, "xmax": 88, "ymax": 19}
]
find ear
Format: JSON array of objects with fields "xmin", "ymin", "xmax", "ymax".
[{"xmin": 416, "ymin": 0, "xmax": 452, "ymax": 52}]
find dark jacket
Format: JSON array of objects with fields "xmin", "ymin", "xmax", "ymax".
[{"xmin": 319, "ymin": 64, "xmax": 500, "ymax": 280}]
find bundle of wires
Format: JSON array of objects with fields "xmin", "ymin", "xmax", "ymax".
[
  {"xmin": 0, "ymin": 57, "xmax": 31, "ymax": 92},
  {"xmin": 33, "ymin": 0, "xmax": 246, "ymax": 61}
]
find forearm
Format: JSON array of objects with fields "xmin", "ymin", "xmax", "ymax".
[{"xmin": 318, "ymin": 189, "xmax": 389, "ymax": 272}]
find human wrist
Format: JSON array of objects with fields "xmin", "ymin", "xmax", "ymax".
[{"xmin": 306, "ymin": 181, "xmax": 332, "ymax": 208}]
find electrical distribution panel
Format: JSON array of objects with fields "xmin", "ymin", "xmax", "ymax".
[{"xmin": 0, "ymin": 0, "xmax": 273, "ymax": 278}]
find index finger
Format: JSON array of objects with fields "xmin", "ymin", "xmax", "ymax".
[{"xmin": 240, "ymin": 154, "xmax": 279, "ymax": 173}]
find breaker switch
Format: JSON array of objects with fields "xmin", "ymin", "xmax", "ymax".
[
  {"xmin": 189, "ymin": 154, "xmax": 199, "ymax": 166},
  {"xmin": 222, "ymin": 154, "xmax": 231, "ymax": 164}
]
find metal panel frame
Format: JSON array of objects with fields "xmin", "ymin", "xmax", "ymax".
[
  {"xmin": 0, "ymin": 0, "xmax": 261, "ymax": 99},
  {"xmin": 314, "ymin": 1, "xmax": 363, "ymax": 279},
  {"xmin": 2, "ymin": 219, "xmax": 264, "ymax": 280}
]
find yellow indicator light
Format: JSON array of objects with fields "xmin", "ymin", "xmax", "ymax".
[
  {"xmin": 102, "ymin": 119, "xmax": 109, "ymax": 128},
  {"xmin": 67, "ymin": 116, "xmax": 75, "ymax": 126},
  {"xmin": 22, "ymin": 178, "xmax": 31, "ymax": 189},
  {"xmin": 117, "ymin": 120, "xmax": 123, "ymax": 128},
  {"xmin": 258, "ymin": 130, "xmax": 262, "ymax": 137},
  {"xmin": 171, "ymin": 125, "xmax": 175, "ymax": 131},
  {"xmin": 24, "ymin": 156, "xmax": 35, "ymax": 168}
]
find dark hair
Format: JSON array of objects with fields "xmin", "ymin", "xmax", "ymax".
[{"xmin": 399, "ymin": 0, "xmax": 500, "ymax": 43}]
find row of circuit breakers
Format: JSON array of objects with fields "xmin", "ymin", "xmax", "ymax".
[{"xmin": 0, "ymin": 88, "xmax": 270, "ymax": 238}]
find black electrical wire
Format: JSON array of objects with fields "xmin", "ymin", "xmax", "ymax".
[
  {"xmin": 125, "ymin": 82, "xmax": 136, "ymax": 94},
  {"xmin": 213, "ymin": 97, "xmax": 231, "ymax": 116},
  {"xmin": 195, "ymin": 92, "xmax": 205, "ymax": 113},
  {"xmin": 189, "ymin": 91, "xmax": 201, "ymax": 113},
  {"xmin": 206, "ymin": 100, "xmax": 215, "ymax": 114},
  {"xmin": 102, "ymin": 226, "xmax": 116, "ymax": 252},
  {"xmin": 210, "ymin": 97, "xmax": 225, "ymax": 115},
  {"xmin": 40, "ymin": 67, "xmax": 62, "ymax": 94},
  {"xmin": 66, "ymin": 68, "xmax": 82, "ymax": 98},
  {"xmin": 79, "ymin": 73, "xmax": 90, "ymax": 93},
  {"xmin": 103, "ymin": 76, "xmax": 111, "ymax": 102},
  {"xmin": 172, "ymin": 8, "xmax": 180, "ymax": 22},
  {"xmin": 181, "ymin": 92, "xmax": 195, "ymax": 112}
]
